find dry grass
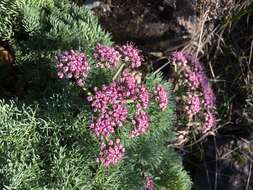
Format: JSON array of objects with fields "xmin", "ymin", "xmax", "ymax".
[{"xmin": 184, "ymin": 0, "xmax": 252, "ymax": 55}]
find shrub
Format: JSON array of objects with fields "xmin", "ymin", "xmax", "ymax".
[{"xmin": 170, "ymin": 51, "xmax": 216, "ymax": 134}]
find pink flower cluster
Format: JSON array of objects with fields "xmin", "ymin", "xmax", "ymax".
[
  {"xmin": 87, "ymin": 69, "xmax": 170, "ymax": 166},
  {"xmin": 93, "ymin": 44, "xmax": 121, "ymax": 68},
  {"xmin": 170, "ymin": 51, "xmax": 216, "ymax": 133},
  {"xmin": 87, "ymin": 70, "xmax": 150, "ymax": 139},
  {"xmin": 119, "ymin": 70, "xmax": 149, "ymax": 109},
  {"xmin": 185, "ymin": 93, "xmax": 201, "ymax": 117},
  {"xmin": 56, "ymin": 44, "xmax": 169, "ymax": 168},
  {"xmin": 89, "ymin": 102, "xmax": 128, "ymax": 138},
  {"xmin": 87, "ymin": 83, "xmax": 127, "ymax": 139},
  {"xmin": 154, "ymin": 84, "xmax": 169, "ymax": 111},
  {"xmin": 118, "ymin": 43, "xmax": 143, "ymax": 68},
  {"xmin": 56, "ymin": 50, "xmax": 89, "ymax": 86},
  {"xmin": 203, "ymin": 111, "xmax": 216, "ymax": 133},
  {"xmin": 88, "ymin": 82, "xmax": 122, "ymax": 113},
  {"xmin": 144, "ymin": 175, "xmax": 154, "ymax": 190},
  {"xmin": 93, "ymin": 43, "xmax": 143, "ymax": 69},
  {"xmin": 202, "ymin": 83, "xmax": 216, "ymax": 108},
  {"xmin": 130, "ymin": 110, "xmax": 149, "ymax": 138},
  {"xmin": 171, "ymin": 51, "xmax": 187, "ymax": 64},
  {"xmin": 97, "ymin": 139, "xmax": 125, "ymax": 167}
]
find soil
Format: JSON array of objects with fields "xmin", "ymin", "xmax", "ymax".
[{"xmin": 93, "ymin": 0, "xmax": 195, "ymax": 52}]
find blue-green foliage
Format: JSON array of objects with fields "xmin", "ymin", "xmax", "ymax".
[
  {"xmin": 0, "ymin": 0, "xmax": 19, "ymax": 40},
  {"xmin": 5, "ymin": 0, "xmax": 111, "ymax": 65},
  {"xmin": 0, "ymin": 0, "xmax": 191, "ymax": 189}
]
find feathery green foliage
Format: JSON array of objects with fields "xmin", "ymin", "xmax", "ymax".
[
  {"xmin": 0, "ymin": 0, "xmax": 19, "ymax": 40},
  {"xmin": 1, "ymin": 0, "xmax": 111, "ymax": 64}
]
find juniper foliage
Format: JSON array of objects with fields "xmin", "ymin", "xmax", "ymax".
[
  {"xmin": 2, "ymin": 0, "xmax": 111, "ymax": 65},
  {"xmin": 0, "ymin": 0, "xmax": 191, "ymax": 189}
]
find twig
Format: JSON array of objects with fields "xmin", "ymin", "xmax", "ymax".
[
  {"xmin": 195, "ymin": 10, "xmax": 209, "ymax": 57},
  {"xmin": 183, "ymin": 121, "xmax": 231, "ymax": 148},
  {"xmin": 239, "ymin": 137, "xmax": 253, "ymax": 146},
  {"xmin": 112, "ymin": 63, "xmax": 125, "ymax": 80},
  {"xmin": 208, "ymin": 60, "xmax": 216, "ymax": 80},
  {"xmin": 220, "ymin": 146, "xmax": 240, "ymax": 159},
  {"xmin": 246, "ymin": 162, "xmax": 252, "ymax": 190},
  {"xmin": 152, "ymin": 61, "xmax": 170, "ymax": 76},
  {"xmin": 249, "ymin": 40, "xmax": 253, "ymax": 67}
]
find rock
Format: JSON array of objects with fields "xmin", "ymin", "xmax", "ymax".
[
  {"xmin": 84, "ymin": 0, "xmax": 101, "ymax": 9},
  {"xmin": 184, "ymin": 136, "xmax": 253, "ymax": 190},
  {"xmin": 93, "ymin": 0, "xmax": 192, "ymax": 52},
  {"xmin": 174, "ymin": 0, "xmax": 197, "ymax": 34}
]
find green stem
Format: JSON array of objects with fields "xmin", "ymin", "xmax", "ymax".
[
  {"xmin": 126, "ymin": 99, "xmax": 134, "ymax": 104},
  {"xmin": 115, "ymin": 99, "xmax": 134, "ymax": 104},
  {"xmin": 112, "ymin": 63, "xmax": 125, "ymax": 81}
]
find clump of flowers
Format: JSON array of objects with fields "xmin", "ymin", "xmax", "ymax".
[
  {"xmin": 144, "ymin": 175, "xmax": 154, "ymax": 190},
  {"xmin": 93, "ymin": 43, "xmax": 121, "ymax": 68},
  {"xmin": 87, "ymin": 70, "xmax": 152, "ymax": 140},
  {"xmin": 154, "ymin": 84, "xmax": 169, "ymax": 111},
  {"xmin": 56, "ymin": 50, "xmax": 89, "ymax": 86},
  {"xmin": 118, "ymin": 43, "xmax": 143, "ymax": 68},
  {"xmin": 170, "ymin": 51, "xmax": 216, "ymax": 133},
  {"xmin": 119, "ymin": 70, "xmax": 149, "ymax": 109},
  {"xmin": 203, "ymin": 111, "xmax": 216, "ymax": 133},
  {"xmin": 129, "ymin": 109, "xmax": 149, "ymax": 138},
  {"xmin": 56, "ymin": 43, "xmax": 169, "ymax": 167},
  {"xmin": 185, "ymin": 93, "xmax": 201, "ymax": 117},
  {"xmin": 89, "ymin": 102, "xmax": 128, "ymax": 138},
  {"xmin": 88, "ymin": 81, "xmax": 128, "ymax": 139},
  {"xmin": 97, "ymin": 139, "xmax": 125, "ymax": 167}
]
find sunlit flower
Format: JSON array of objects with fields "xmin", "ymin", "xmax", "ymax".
[
  {"xmin": 56, "ymin": 50, "xmax": 89, "ymax": 86},
  {"xmin": 97, "ymin": 139, "xmax": 125, "ymax": 167}
]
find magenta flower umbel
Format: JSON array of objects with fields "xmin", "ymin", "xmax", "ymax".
[
  {"xmin": 185, "ymin": 93, "xmax": 201, "ymax": 117},
  {"xmin": 154, "ymin": 84, "xmax": 168, "ymax": 111},
  {"xmin": 129, "ymin": 110, "xmax": 149, "ymax": 138},
  {"xmin": 138, "ymin": 85, "xmax": 149, "ymax": 109},
  {"xmin": 144, "ymin": 175, "xmax": 154, "ymax": 190},
  {"xmin": 203, "ymin": 111, "xmax": 216, "ymax": 133},
  {"xmin": 97, "ymin": 139, "xmax": 125, "ymax": 167},
  {"xmin": 119, "ymin": 70, "xmax": 139, "ymax": 100},
  {"xmin": 118, "ymin": 43, "xmax": 143, "ymax": 68},
  {"xmin": 89, "ymin": 102, "xmax": 128, "ymax": 139},
  {"xmin": 88, "ymin": 70, "xmax": 151, "ymax": 139},
  {"xmin": 171, "ymin": 51, "xmax": 187, "ymax": 64},
  {"xmin": 56, "ymin": 50, "xmax": 89, "ymax": 86},
  {"xmin": 202, "ymin": 85, "xmax": 216, "ymax": 108},
  {"xmin": 88, "ymin": 82, "xmax": 128, "ymax": 138},
  {"xmin": 170, "ymin": 51, "xmax": 216, "ymax": 133},
  {"xmin": 88, "ymin": 82, "xmax": 122, "ymax": 112},
  {"xmin": 184, "ymin": 70, "xmax": 201, "ymax": 88},
  {"xmin": 93, "ymin": 43, "xmax": 121, "ymax": 68}
]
